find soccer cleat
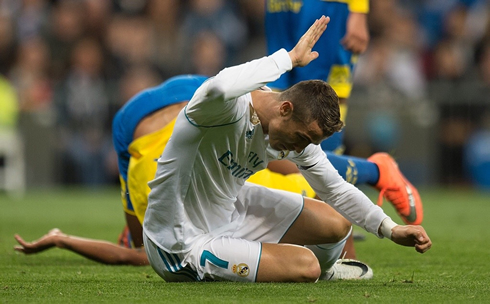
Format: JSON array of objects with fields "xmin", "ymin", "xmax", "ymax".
[
  {"xmin": 323, "ymin": 259, "xmax": 373, "ymax": 281},
  {"xmin": 368, "ymin": 152, "xmax": 423, "ymax": 225}
]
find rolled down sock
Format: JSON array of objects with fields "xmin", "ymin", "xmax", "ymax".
[{"xmin": 305, "ymin": 227, "xmax": 352, "ymax": 275}]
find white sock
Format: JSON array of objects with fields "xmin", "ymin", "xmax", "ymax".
[{"xmin": 305, "ymin": 227, "xmax": 352, "ymax": 274}]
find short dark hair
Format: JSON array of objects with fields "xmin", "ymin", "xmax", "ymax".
[{"xmin": 278, "ymin": 80, "xmax": 344, "ymax": 137}]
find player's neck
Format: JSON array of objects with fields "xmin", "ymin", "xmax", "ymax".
[{"xmin": 250, "ymin": 90, "xmax": 278, "ymax": 134}]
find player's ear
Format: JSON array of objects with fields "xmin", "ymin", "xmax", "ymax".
[{"xmin": 279, "ymin": 101, "xmax": 293, "ymax": 117}]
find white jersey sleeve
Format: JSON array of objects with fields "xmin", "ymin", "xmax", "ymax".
[
  {"xmin": 290, "ymin": 144, "xmax": 389, "ymax": 237},
  {"xmin": 185, "ymin": 49, "xmax": 292, "ymax": 126}
]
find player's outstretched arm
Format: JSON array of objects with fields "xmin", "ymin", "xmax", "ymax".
[
  {"xmin": 289, "ymin": 15, "xmax": 330, "ymax": 68},
  {"xmin": 390, "ymin": 225, "xmax": 432, "ymax": 254},
  {"xmin": 14, "ymin": 228, "xmax": 149, "ymax": 266}
]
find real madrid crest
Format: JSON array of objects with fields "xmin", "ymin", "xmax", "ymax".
[
  {"xmin": 277, "ymin": 150, "xmax": 289, "ymax": 160},
  {"xmin": 232, "ymin": 263, "xmax": 250, "ymax": 277}
]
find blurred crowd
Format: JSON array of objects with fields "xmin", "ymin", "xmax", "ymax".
[{"xmin": 0, "ymin": 0, "xmax": 489, "ymax": 188}]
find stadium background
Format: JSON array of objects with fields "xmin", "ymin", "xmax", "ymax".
[{"xmin": 1, "ymin": 0, "xmax": 490, "ymax": 194}]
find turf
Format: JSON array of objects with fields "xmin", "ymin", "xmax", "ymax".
[{"xmin": 1, "ymin": 187, "xmax": 489, "ymax": 303}]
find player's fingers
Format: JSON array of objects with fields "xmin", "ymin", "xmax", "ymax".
[
  {"xmin": 342, "ymin": 37, "xmax": 360, "ymax": 54},
  {"xmin": 414, "ymin": 230, "xmax": 431, "ymax": 253},
  {"xmin": 413, "ymin": 228, "xmax": 430, "ymax": 244},
  {"xmin": 310, "ymin": 16, "xmax": 329, "ymax": 42},
  {"xmin": 319, "ymin": 15, "xmax": 329, "ymax": 30},
  {"xmin": 309, "ymin": 51, "xmax": 319, "ymax": 61},
  {"xmin": 415, "ymin": 241, "xmax": 432, "ymax": 253},
  {"xmin": 413, "ymin": 232, "xmax": 423, "ymax": 244},
  {"xmin": 341, "ymin": 37, "xmax": 353, "ymax": 52},
  {"xmin": 306, "ymin": 17, "xmax": 322, "ymax": 38},
  {"xmin": 321, "ymin": 15, "xmax": 330, "ymax": 24},
  {"xmin": 14, "ymin": 234, "xmax": 28, "ymax": 246},
  {"xmin": 312, "ymin": 26, "xmax": 326, "ymax": 44},
  {"xmin": 14, "ymin": 245, "xmax": 27, "ymax": 253},
  {"xmin": 313, "ymin": 15, "xmax": 329, "ymax": 29},
  {"xmin": 14, "ymin": 235, "xmax": 41, "ymax": 251}
]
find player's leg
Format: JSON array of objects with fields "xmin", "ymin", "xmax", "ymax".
[
  {"xmin": 196, "ymin": 236, "xmax": 324, "ymax": 282},
  {"xmin": 143, "ymin": 184, "xmax": 367, "ymax": 283},
  {"xmin": 122, "ymin": 212, "xmax": 143, "ymax": 248},
  {"xmin": 118, "ymin": 175, "xmax": 142, "ymax": 248},
  {"xmin": 280, "ymin": 197, "xmax": 349, "ymax": 261},
  {"xmin": 238, "ymin": 184, "xmax": 368, "ymax": 281},
  {"xmin": 194, "ymin": 185, "xmax": 351, "ymax": 282},
  {"xmin": 319, "ymin": 152, "xmax": 425, "ymax": 225},
  {"xmin": 185, "ymin": 232, "xmax": 363, "ymax": 282},
  {"xmin": 280, "ymin": 197, "xmax": 372, "ymax": 280},
  {"xmin": 324, "ymin": 152, "xmax": 423, "ymax": 225},
  {"xmin": 144, "ymin": 229, "xmax": 321, "ymax": 282},
  {"xmin": 248, "ymin": 165, "xmax": 357, "ymax": 260},
  {"xmin": 143, "ymin": 231, "xmax": 200, "ymax": 282},
  {"xmin": 255, "ymin": 196, "xmax": 371, "ymax": 282},
  {"xmin": 279, "ymin": 197, "xmax": 351, "ymax": 245},
  {"xmin": 257, "ymin": 243, "xmax": 322, "ymax": 282},
  {"xmin": 326, "ymin": 152, "xmax": 379, "ymax": 185}
]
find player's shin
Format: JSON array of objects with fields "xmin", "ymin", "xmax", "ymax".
[{"xmin": 305, "ymin": 227, "xmax": 351, "ymax": 278}]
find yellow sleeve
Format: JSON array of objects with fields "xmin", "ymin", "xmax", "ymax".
[{"xmin": 347, "ymin": 0, "xmax": 369, "ymax": 14}]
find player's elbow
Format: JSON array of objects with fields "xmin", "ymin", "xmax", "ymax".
[{"xmin": 205, "ymin": 80, "xmax": 225, "ymax": 100}]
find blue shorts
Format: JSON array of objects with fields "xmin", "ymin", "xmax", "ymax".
[{"xmin": 265, "ymin": 1, "xmax": 355, "ymax": 98}]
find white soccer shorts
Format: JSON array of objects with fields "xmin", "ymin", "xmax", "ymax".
[{"xmin": 144, "ymin": 183, "xmax": 305, "ymax": 282}]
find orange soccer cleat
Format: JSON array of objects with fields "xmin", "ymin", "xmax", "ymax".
[{"xmin": 368, "ymin": 152, "xmax": 424, "ymax": 225}]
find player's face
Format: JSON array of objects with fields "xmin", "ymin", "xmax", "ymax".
[{"xmin": 269, "ymin": 117, "xmax": 325, "ymax": 153}]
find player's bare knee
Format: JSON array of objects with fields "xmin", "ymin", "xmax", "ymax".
[
  {"xmin": 330, "ymin": 216, "xmax": 351, "ymax": 243},
  {"xmin": 295, "ymin": 248, "xmax": 321, "ymax": 282},
  {"xmin": 340, "ymin": 217, "xmax": 352, "ymax": 238}
]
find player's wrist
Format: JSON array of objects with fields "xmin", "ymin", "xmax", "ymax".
[
  {"xmin": 379, "ymin": 217, "xmax": 398, "ymax": 240},
  {"xmin": 53, "ymin": 233, "xmax": 69, "ymax": 248},
  {"xmin": 288, "ymin": 51, "xmax": 299, "ymax": 68}
]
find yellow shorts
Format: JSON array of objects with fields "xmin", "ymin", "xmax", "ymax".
[{"xmin": 121, "ymin": 118, "xmax": 176, "ymax": 224}]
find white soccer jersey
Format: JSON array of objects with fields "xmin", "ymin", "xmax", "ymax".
[{"xmin": 143, "ymin": 49, "xmax": 389, "ymax": 254}]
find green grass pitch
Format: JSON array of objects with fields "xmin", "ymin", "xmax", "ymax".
[{"xmin": 1, "ymin": 186, "xmax": 489, "ymax": 303}]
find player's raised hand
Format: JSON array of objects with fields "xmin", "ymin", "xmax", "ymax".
[
  {"xmin": 289, "ymin": 15, "xmax": 330, "ymax": 68},
  {"xmin": 391, "ymin": 225, "xmax": 432, "ymax": 254}
]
